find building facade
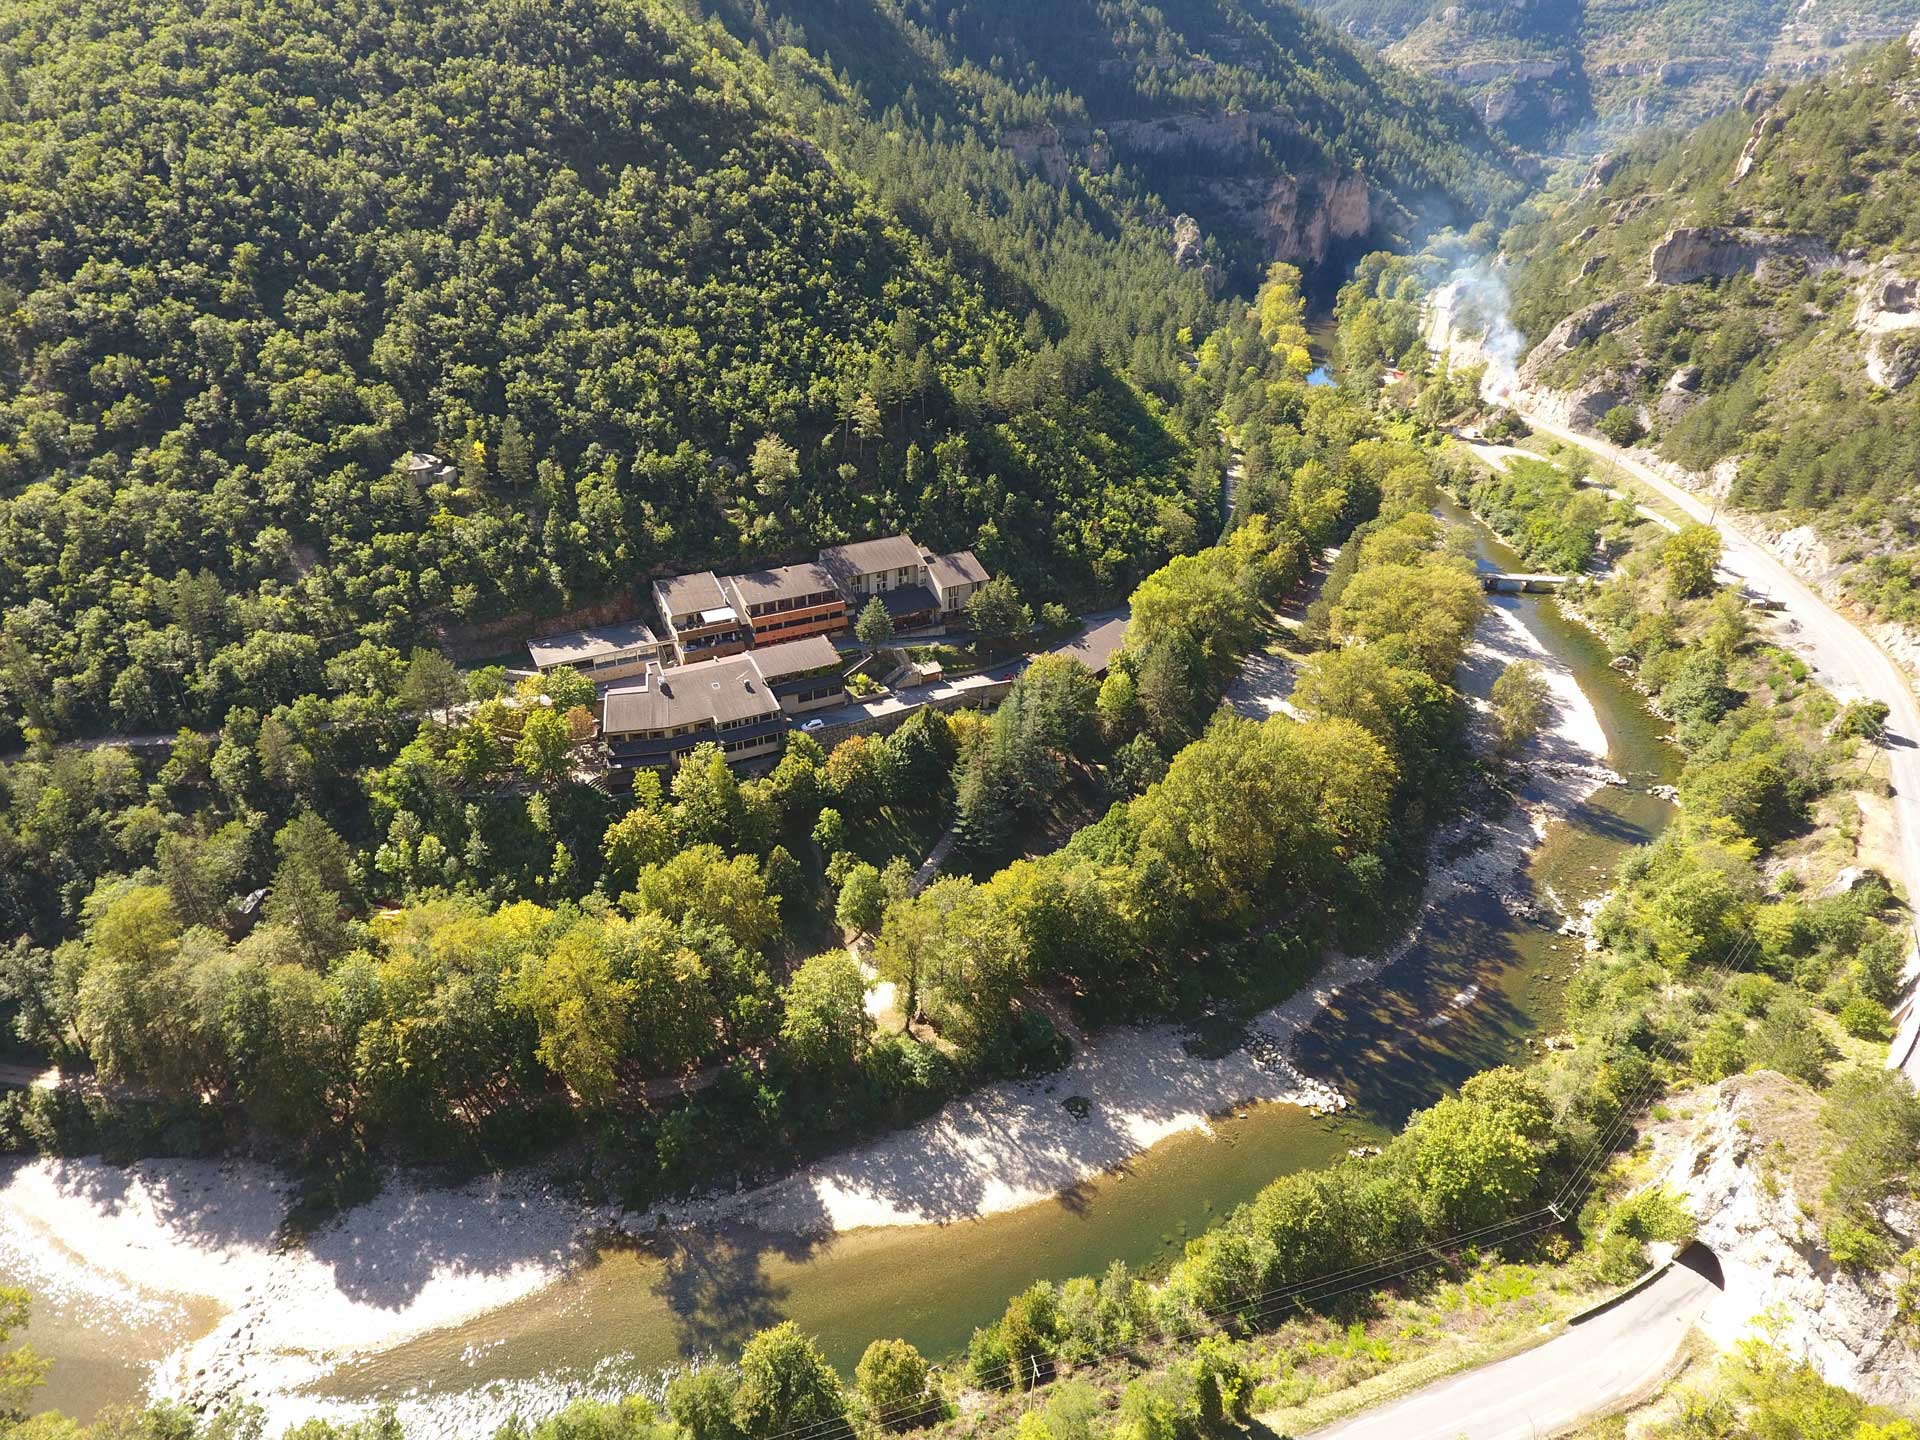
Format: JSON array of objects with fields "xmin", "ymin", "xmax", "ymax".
[
  {"xmin": 722, "ymin": 562, "xmax": 849, "ymax": 648},
  {"xmin": 922, "ymin": 548, "xmax": 989, "ymax": 620},
  {"xmin": 651, "ymin": 570, "xmax": 749, "ymax": 665},
  {"xmin": 642, "ymin": 534, "xmax": 993, "ymax": 662},
  {"xmin": 601, "ymin": 635, "xmax": 847, "ymax": 771},
  {"xmin": 820, "ymin": 533, "xmax": 986, "ymax": 632}
]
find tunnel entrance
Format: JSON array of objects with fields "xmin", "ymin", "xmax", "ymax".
[{"xmin": 1675, "ymin": 1239, "xmax": 1726, "ymax": 1289}]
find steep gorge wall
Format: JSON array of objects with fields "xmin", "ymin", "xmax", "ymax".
[{"xmin": 999, "ymin": 114, "xmax": 1376, "ymax": 272}]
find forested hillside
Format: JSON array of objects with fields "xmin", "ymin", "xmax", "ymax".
[
  {"xmin": 1303, "ymin": 0, "xmax": 1920, "ymax": 148},
  {"xmin": 0, "ymin": 265, "xmax": 1462, "ymax": 1205},
  {"xmin": 1499, "ymin": 35, "xmax": 1920, "ymax": 627},
  {"xmin": 706, "ymin": 0, "xmax": 1523, "ymax": 292},
  {"xmin": 0, "ymin": 0, "xmax": 1519, "ymax": 747}
]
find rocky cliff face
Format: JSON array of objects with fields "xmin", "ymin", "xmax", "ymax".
[
  {"xmin": 1242, "ymin": 168, "xmax": 1373, "ymax": 269},
  {"xmin": 1647, "ymin": 225, "xmax": 1849, "ymax": 285},
  {"xmin": 999, "ymin": 114, "xmax": 1375, "ymax": 270},
  {"xmin": 1854, "ymin": 261, "xmax": 1920, "ymax": 390},
  {"xmin": 1645, "ymin": 1074, "xmax": 1920, "ymax": 1407},
  {"xmin": 1511, "ymin": 293, "xmax": 1641, "ymax": 424},
  {"xmin": 1410, "ymin": 54, "xmax": 1580, "ymax": 132}
]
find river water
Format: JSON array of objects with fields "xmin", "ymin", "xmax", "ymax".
[{"xmin": 22, "ymin": 506, "xmax": 1676, "ymax": 1432}]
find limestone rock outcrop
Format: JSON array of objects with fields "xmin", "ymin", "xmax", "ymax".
[
  {"xmin": 1646, "ymin": 1074, "xmax": 1920, "ymax": 1407},
  {"xmin": 996, "ymin": 112, "xmax": 1373, "ymax": 269},
  {"xmin": 1732, "ymin": 110, "xmax": 1779, "ymax": 182},
  {"xmin": 1171, "ymin": 214, "xmax": 1204, "ymax": 270},
  {"xmin": 1854, "ymin": 262, "xmax": 1920, "ymax": 390},
  {"xmin": 1647, "ymin": 225, "xmax": 1846, "ymax": 286}
]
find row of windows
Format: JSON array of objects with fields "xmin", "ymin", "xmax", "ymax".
[
  {"xmin": 851, "ymin": 567, "xmax": 919, "ymax": 594},
  {"xmin": 749, "ymin": 593, "xmax": 840, "ymax": 617},
  {"xmin": 753, "ymin": 612, "xmax": 845, "ymax": 639},
  {"xmin": 585, "ymin": 650, "xmax": 655, "ymax": 672}
]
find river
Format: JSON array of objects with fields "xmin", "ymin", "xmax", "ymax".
[{"xmin": 18, "ymin": 506, "xmax": 1675, "ymax": 1433}]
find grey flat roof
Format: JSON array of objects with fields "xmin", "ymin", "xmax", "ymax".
[
  {"xmin": 750, "ymin": 633, "xmax": 844, "ymax": 682},
  {"xmin": 724, "ymin": 562, "xmax": 842, "ymax": 611},
  {"xmin": 925, "ymin": 550, "xmax": 988, "ymax": 590},
  {"xmin": 652, "ymin": 570, "xmax": 728, "ymax": 617},
  {"xmin": 601, "ymin": 635, "xmax": 842, "ymax": 736},
  {"xmin": 1049, "ymin": 616, "xmax": 1128, "ymax": 675},
  {"xmin": 603, "ymin": 655, "xmax": 780, "ymax": 735},
  {"xmin": 527, "ymin": 620, "xmax": 659, "ymax": 669},
  {"xmin": 878, "ymin": 583, "xmax": 940, "ymax": 619},
  {"xmin": 821, "ymin": 533, "xmax": 923, "ymax": 579}
]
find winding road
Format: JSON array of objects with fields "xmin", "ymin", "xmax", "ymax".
[
  {"xmin": 1302, "ymin": 1249, "xmax": 1723, "ymax": 1440},
  {"xmin": 1306, "ymin": 393, "xmax": 1920, "ymax": 1439},
  {"xmin": 1516, "ymin": 408, "xmax": 1920, "ymax": 1082}
]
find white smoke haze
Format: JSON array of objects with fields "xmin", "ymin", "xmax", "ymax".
[{"xmin": 1433, "ymin": 255, "xmax": 1524, "ymax": 402}]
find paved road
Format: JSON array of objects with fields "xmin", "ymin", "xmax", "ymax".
[
  {"xmin": 1518, "ymin": 409, "xmax": 1920, "ymax": 1080},
  {"xmin": 1302, "ymin": 1254, "xmax": 1720, "ymax": 1440}
]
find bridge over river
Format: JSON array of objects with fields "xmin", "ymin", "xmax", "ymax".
[{"xmin": 1479, "ymin": 571, "xmax": 1571, "ymax": 593}]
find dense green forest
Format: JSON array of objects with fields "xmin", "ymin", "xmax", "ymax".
[
  {"xmin": 0, "ymin": 0, "xmax": 1523, "ymax": 747},
  {"xmin": 1500, "ymin": 36, "xmax": 1920, "ymax": 625},
  {"xmin": 0, "ymin": 0, "xmax": 1180, "ymax": 744},
  {"xmin": 0, "ymin": 266, "xmax": 1464, "ymax": 1204},
  {"xmin": 707, "ymin": 0, "xmax": 1522, "ymax": 289},
  {"xmin": 1301, "ymin": 0, "xmax": 1920, "ymax": 147}
]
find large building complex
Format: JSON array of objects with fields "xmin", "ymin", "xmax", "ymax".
[
  {"xmin": 600, "ymin": 635, "xmax": 848, "ymax": 771},
  {"xmin": 523, "ymin": 534, "xmax": 997, "ymax": 772},
  {"xmin": 529, "ymin": 534, "xmax": 991, "ymax": 674}
]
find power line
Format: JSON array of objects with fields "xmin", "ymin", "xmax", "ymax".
[{"xmin": 710, "ymin": 734, "xmax": 1893, "ymax": 1440}]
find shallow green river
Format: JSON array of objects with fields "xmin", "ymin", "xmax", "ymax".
[
  {"xmin": 302, "ymin": 503, "xmax": 1677, "ymax": 1426},
  {"xmin": 24, "ymin": 505, "xmax": 1676, "ymax": 1430}
]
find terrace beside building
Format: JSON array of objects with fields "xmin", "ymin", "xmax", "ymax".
[
  {"xmin": 601, "ymin": 635, "xmax": 847, "ymax": 771},
  {"xmin": 651, "ymin": 570, "xmax": 748, "ymax": 665},
  {"xmin": 722, "ymin": 562, "xmax": 849, "ymax": 647}
]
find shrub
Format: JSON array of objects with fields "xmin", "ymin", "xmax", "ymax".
[
  {"xmin": 967, "ymin": 1321, "xmax": 1012, "ymax": 1389},
  {"xmin": 1690, "ymin": 1012, "xmax": 1748, "ymax": 1082},
  {"xmin": 666, "ymin": 1366, "xmax": 743, "ymax": 1440},
  {"xmin": 733, "ymin": 1323, "xmax": 847, "ymax": 1440},
  {"xmin": 1663, "ymin": 524, "xmax": 1722, "ymax": 600},
  {"xmin": 999, "ymin": 1281, "xmax": 1064, "ymax": 1390},
  {"xmin": 1490, "ymin": 660, "xmax": 1550, "ymax": 754},
  {"xmin": 853, "ymin": 1339, "xmax": 935, "ymax": 1431},
  {"xmin": 1747, "ymin": 995, "xmax": 1836, "ymax": 1086},
  {"xmin": 1597, "ymin": 405, "xmax": 1645, "ymax": 447},
  {"xmin": 1840, "ymin": 994, "xmax": 1894, "ymax": 1042},
  {"xmin": 1835, "ymin": 699, "xmax": 1891, "ymax": 743}
]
